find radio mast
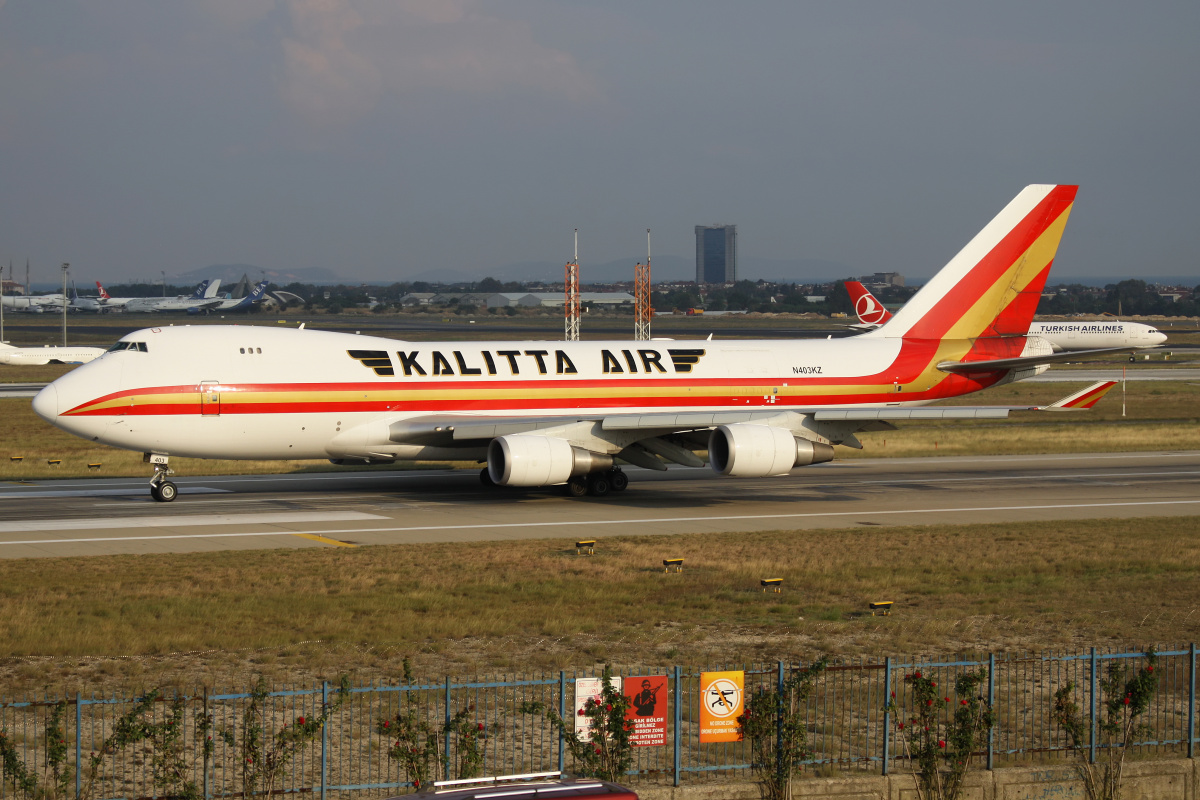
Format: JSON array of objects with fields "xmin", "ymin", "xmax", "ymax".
[
  {"xmin": 634, "ymin": 229, "xmax": 651, "ymax": 341},
  {"xmin": 564, "ymin": 229, "xmax": 580, "ymax": 341}
]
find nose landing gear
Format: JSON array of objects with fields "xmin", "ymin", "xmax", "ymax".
[{"xmin": 145, "ymin": 453, "xmax": 178, "ymax": 502}]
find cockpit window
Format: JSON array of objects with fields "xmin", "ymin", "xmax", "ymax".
[
  {"xmin": 136, "ymin": 342, "xmax": 148, "ymax": 352},
  {"xmin": 107, "ymin": 341, "xmax": 131, "ymax": 352}
]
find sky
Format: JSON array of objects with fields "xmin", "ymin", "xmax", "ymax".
[{"xmin": 2, "ymin": 1, "xmax": 1198, "ymax": 286}]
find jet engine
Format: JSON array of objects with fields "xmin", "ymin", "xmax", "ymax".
[
  {"xmin": 487, "ymin": 435, "xmax": 613, "ymax": 487},
  {"xmin": 708, "ymin": 424, "xmax": 835, "ymax": 477}
]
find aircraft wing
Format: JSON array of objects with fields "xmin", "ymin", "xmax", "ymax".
[
  {"xmin": 937, "ymin": 346, "xmax": 1151, "ymax": 374},
  {"xmin": 378, "ymin": 382, "xmax": 1115, "ymax": 459}
]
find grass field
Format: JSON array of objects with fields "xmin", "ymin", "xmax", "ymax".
[{"xmin": 1, "ymin": 516, "xmax": 1197, "ymax": 694}]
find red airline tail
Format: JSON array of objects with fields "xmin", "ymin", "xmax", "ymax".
[
  {"xmin": 95, "ymin": 282, "xmax": 111, "ymax": 300},
  {"xmin": 865, "ymin": 185, "xmax": 1077, "ymax": 343},
  {"xmin": 844, "ymin": 281, "xmax": 893, "ymax": 326}
]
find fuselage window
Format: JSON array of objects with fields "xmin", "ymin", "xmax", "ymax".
[
  {"xmin": 240, "ymin": 348, "xmax": 245, "ymax": 354},
  {"xmin": 256, "ymin": 347, "xmax": 261, "ymax": 354}
]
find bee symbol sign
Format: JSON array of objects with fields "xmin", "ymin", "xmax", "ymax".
[{"xmin": 698, "ymin": 671, "xmax": 744, "ymax": 743}]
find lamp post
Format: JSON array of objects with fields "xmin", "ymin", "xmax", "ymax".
[
  {"xmin": 161, "ymin": 270, "xmax": 166, "ymax": 297},
  {"xmin": 61, "ymin": 262, "xmax": 69, "ymax": 345},
  {"xmin": 0, "ymin": 262, "xmax": 6, "ymax": 344}
]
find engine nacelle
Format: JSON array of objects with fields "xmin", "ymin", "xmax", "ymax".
[
  {"xmin": 708, "ymin": 425, "xmax": 835, "ymax": 477},
  {"xmin": 487, "ymin": 435, "xmax": 613, "ymax": 486}
]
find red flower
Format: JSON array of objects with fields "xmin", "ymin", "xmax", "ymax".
[
  {"xmin": 1147, "ymin": 666, "xmax": 1154, "ymax": 673},
  {"xmin": 594, "ymin": 747, "xmax": 601, "ymax": 754},
  {"xmin": 298, "ymin": 716, "xmax": 305, "ymax": 725},
  {"xmin": 898, "ymin": 722, "xmax": 904, "ymax": 730},
  {"xmin": 890, "ymin": 691, "xmax": 895, "ymax": 699},
  {"xmin": 931, "ymin": 682, "xmax": 937, "ymax": 688},
  {"xmin": 605, "ymin": 704, "xmax": 612, "ymax": 711},
  {"xmin": 578, "ymin": 709, "xmax": 585, "ymax": 716},
  {"xmin": 1124, "ymin": 697, "xmax": 1130, "ymax": 705},
  {"xmin": 938, "ymin": 740, "xmax": 946, "ymax": 748},
  {"xmin": 478, "ymin": 723, "xmax": 484, "ymax": 730},
  {"xmin": 384, "ymin": 721, "xmax": 389, "ymax": 728},
  {"xmin": 960, "ymin": 700, "xmax": 968, "ymax": 706},
  {"xmin": 927, "ymin": 699, "xmax": 933, "ymax": 706},
  {"xmin": 914, "ymin": 671, "xmax": 923, "ymax": 679},
  {"xmin": 414, "ymin": 780, "xmax": 420, "ymax": 788},
  {"xmin": 944, "ymin": 697, "xmax": 950, "ymax": 703}
]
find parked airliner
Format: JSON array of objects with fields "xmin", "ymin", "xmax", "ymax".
[
  {"xmin": 844, "ymin": 280, "xmax": 1168, "ymax": 351},
  {"xmin": 34, "ymin": 185, "xmax": 1117, "ymax": 502},
  {"xmin": 0, "ymin": 343, "xmax": 105, "ymax": 366}
]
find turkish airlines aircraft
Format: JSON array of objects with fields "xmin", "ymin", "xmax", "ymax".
[
  {"xmin": 34, "ymin": 184, "xmax": 1117, "ymax": 502},
  {"xmin": 844, "ymin": 280, "xmax": 1168, "ymax": 351}
]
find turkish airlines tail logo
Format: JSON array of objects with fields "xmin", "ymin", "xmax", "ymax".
[
  {"xmin": 845, "ymin": 281, "xmax": 892, "ymax": 325},
  {"xmin": 96, "ymin": 282, "xmax": 111, "ymax": 300}
]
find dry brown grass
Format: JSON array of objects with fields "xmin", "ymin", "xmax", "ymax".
[{"xmin": 2, "ymin": 516, "xmax": 1198, "ymax": 694}]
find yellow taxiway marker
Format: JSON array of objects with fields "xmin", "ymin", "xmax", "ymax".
[{"xmin": 293, "ymin": 533, "xmax": 356, "ymax": 548}]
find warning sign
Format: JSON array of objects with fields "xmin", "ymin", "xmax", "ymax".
[
  {"xmin": 624, "ymin": 675, "xmax": 668, "ymax": 746},
  {"xmin": 698, "ymin": 671, "xmax": 744, "ymax": 743},
  {"xmin": 574, "ymin": 675, "xmax": 621, "ymax": 741}
]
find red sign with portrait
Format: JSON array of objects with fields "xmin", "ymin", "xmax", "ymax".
[{"xmin": 624, "ymin": 675, "xmax": 668, "ymax": 746}]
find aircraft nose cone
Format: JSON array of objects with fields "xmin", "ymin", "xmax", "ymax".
[{"xmin": 32, "ymin": 384, "xmax": 58, "ymax": 421}]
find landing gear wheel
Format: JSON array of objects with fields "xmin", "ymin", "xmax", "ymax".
[
  {"xmin": 150, "ymin": 484, "xmax": 162, "ymax": 502},
  {"xmin": 565, "ymin": 477, "xmax": 589, "ymax": 497},
  {"xmin": 479, "ymin": 468, "xmax": 495, "ymax": 487},
  {"xmin": 154, "ymin": 481, "xmax": 178, "ymax": 502},
  {"xmin": 608, "ymin": 469, "xmax": 629, "ymax": 492},
  {"xmin": 587, "ymin": 474, "xmax": 611, "ymax": 497}
]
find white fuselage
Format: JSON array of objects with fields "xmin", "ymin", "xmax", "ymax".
[
  {"xmin": 1027, "ymin": 321, "xmax": 1166, "ymax": 351},
  {"xmin": 0, "ymin": 345, "xmax": 105, "ymax": 366},
  {"xmin": 32, "ymin": 324, "xmax": 967, "ymax": 462}
]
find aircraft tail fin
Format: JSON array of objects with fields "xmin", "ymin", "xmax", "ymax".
[
  {"xmin": 865, "ymin": 185, "xmax": 1077, "ymax": 342},
  {"xmin": 234, "ymin": 281, "xmax": 269, "ymax": 309},
  {"xmin": 1039, "ymin": 380, "xmax": 1118, "ymax": 410},
  {"xmin": 96, "ymin": 282, "xmax": 110, "ymax": 300},
  {"xmin": 189, "ymin": 280, "xmax": 210, "ymax": 299},
  {"xmin": 845, "ymin": 281, "xmax": 893, "ymax": 326},
  {"xmin": 204, "ymin": 279, "xmax": 222, "ymax": 299}
]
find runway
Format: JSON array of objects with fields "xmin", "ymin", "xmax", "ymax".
[{"xmin": 1, "ymin": 450, "xmax": 1198, "ymax": 559}]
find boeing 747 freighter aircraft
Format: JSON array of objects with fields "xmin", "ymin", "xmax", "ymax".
[
  {"xmin": 33, "ymin": 185, "xmax": 1117, "ymax": 502},
  {"xmin": 844, "ymin": 280, "xmax": 1168, "ymax": 351}
]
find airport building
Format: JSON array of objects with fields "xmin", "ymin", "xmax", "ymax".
[{"xmin": 695, "ymin": 225, "xmax": 737, "ymax": 284}]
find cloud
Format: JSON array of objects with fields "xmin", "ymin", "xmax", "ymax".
[{"xmin": 275, "ymin": 0, "xmax": 601, "ymax": 128}]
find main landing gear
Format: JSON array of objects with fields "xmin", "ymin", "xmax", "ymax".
[
  {"xmin": 146, "ymin": 453, "xmax": 178, "ymax": 502},
  {"xmin": 565, "ymin": 468, "xmax": 629, "ymax": 498}
]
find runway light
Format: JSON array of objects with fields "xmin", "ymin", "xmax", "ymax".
[
  {"xmin": 662, "ymin": 558, "xmax": 683, "ymax": 573},
  {"xmin": 87, "ymin": 463, "xmax": 102, "ymax": 471},
  {"xmin": 760, "ymin": 578, "xmax": 782, "ymax": 594},
  {"xmin": 869, "ymin": 601, "xmax": 893, "ymax": 616},
  {"xmin": 47, "ymin": 459, "xmax": 62, "ymax": 467},
  {"xmin": 575, "ymin": 540, "xmax": 595, "ymax": 556},
  {"xmin": 10, "ymin": 456, "xmax": 22, "ymax": 462}
]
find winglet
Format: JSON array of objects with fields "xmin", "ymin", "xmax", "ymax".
[{"xmin": 1040, "ymin": 381, "xmax": 1118, "ymax": 410}]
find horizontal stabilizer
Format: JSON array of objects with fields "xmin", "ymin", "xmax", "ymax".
[
  {"xmin": 1039, "ymin": 381, "xmax": 1118, "ymax": 410},
  {"xmin": 937, "ymin": 346, "xmax": 1149, "ymax": 374}
]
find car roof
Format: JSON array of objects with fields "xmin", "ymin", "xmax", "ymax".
[{"xmin": 392, "ymin": 772, "xmax": 637, "ymax": 800}]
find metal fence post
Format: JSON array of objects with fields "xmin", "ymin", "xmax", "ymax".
[
  {"xmin": 75, "ymin": 694, "xmax": 82, "ymax": 800},
  {"xmin": 986, "ymin": 653, "xmax": 995, "ymax": 771},
  {"xmin": 1189, "ymin": 643, "xmax": 1196, "ymax": 760},
  {"xmin": 559, "ymin": 672, "xmax": 567, "ymax": 774},
  {"xmin": 203, "ymin": 690, "xmax": 210, "ymax": 800},
  {"xmin": 673, "ymin": 665, "xmax": 682, "ymax": 787},
  {"xmin": 1089, "ymin": 647, "xmax": 1098, "ymax": 765},
  {"xmin": 776, "ymin": 661, "xmax": 785, "ymax": 787},
  {"xmin": 444, "ymin": 677, "xmax": 453, "ymax": 781},
  {"xmin": 882, "ymin": 657, "xmax": 891, "ymax": 776},
  {"xmin": 321, "ymin": 682, "xmax": 328, "ymax": 800}
]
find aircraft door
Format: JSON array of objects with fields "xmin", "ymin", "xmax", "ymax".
[{"xmin": 200, "ymin": 381, "xmax": 221, "ymax": 416}]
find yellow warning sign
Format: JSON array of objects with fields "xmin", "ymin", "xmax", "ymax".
[{"xmin": 698, "ymin": 670, "xmax": 744, "ymax": 743}]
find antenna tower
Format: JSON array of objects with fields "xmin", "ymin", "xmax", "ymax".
[
  {"xmin": 564, "ymin": 229, "xmax": 580, "ymax": 341},
  {"xmin": 634, "ymin": 228, "xmax": 651, "ymax": 340}
]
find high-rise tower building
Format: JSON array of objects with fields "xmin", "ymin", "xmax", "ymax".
[{"xmin": 695, "ymin": 224, "xmax": 737, "ymax": 284}]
